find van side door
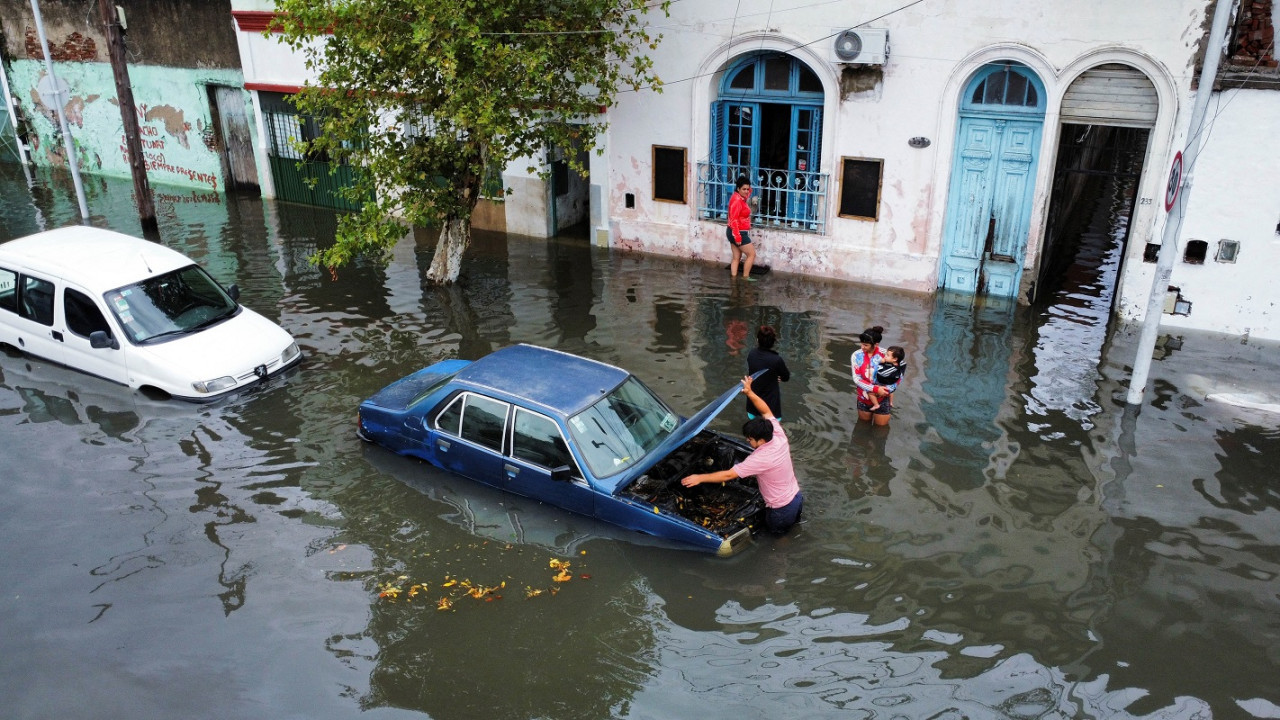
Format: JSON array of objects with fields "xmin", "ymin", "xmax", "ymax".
[
  {"xmin": 59, "ymin": 284, "xmax": 129, "ymax": 386},
  {"xmin": 0, "ymin": 268, "xmax": 63, "ymax": 365}
]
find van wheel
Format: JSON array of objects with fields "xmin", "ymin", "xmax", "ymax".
[{"xmin": 139, "ymin": 386, "xmax": 171, "ymax": 401}]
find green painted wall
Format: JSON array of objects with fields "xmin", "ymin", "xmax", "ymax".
[{"xmin": 7, "ymin": 59, "xmax": 254, "ymax": 191}]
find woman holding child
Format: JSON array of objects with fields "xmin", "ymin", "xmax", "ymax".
[{"xmin": 851, "ymin": 325, "xmax": 906, "ymax": 426}]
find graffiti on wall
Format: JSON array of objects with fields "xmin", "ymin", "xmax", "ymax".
[
  {"xmin": 121, "ymin": 103, "xmax": 218, "ymax": 190},
  {"xmin": 7, "ymin": 59, "xmax": 249, "ymax": 192}
]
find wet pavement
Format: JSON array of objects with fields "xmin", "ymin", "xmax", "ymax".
[{"xmin": 1, "ymin": 163, "xmax": 1279, "ymax": 719}]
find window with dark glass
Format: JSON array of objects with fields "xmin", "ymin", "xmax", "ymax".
[
  {"xmin": 764, "ymin": 57, "xmax": 790, "ymax": 91},
  {"xmin": 512, "ymin": 409, "xmax": 574, "ymax": 470},
  {"xmin": 64, "ymin": 288, "xmax": 111, "ymax": 338},
  {"xmin": 19, "ymin": 275, "xmax": 54, "ymax": 326},
  {"xmin": 436, "ymin": 395, "xmax": 463, "ymax": 436},
  {"xmin": 838, "ymin": 157, "xmax": 883, "ymax": 220},
  {"xmin": 797, "ymin": 65, "xmax": 822, "ymax": 93},
  {"xmin": 972, "ymin": 67, "xmax": 1039, "ymax": 107},
  {"xmin": 729, "ymin": 66, "xmax": 754, "ymax": 90},
  {"xmin": 459, "ymin": 395, "xmax": 509, "ymax": 451},
  {"xmin": 0, "ymin": 268, "xmax": 16, "ymax": 314},
  {"xmin": 653, "ymin": 146, "xmax": 687, "ymax": 203}
]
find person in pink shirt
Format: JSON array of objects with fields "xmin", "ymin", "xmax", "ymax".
[{"xmin": 681, "ymin": 375, "xmax": 803, "ymax": 534}]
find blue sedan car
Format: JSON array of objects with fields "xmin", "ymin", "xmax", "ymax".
[{"xmin": 357, "ymin": 344, "xmax": 765, "ymax": 556}]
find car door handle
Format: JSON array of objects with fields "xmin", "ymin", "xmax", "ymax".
[
  {"xmin": 436, "ymin": 438, "xmax": 451, "ymax": 451},
  {"xmin": 51, "ymin": 330, "xmax": 63, "ymax": 342},
  {"xmin": 503, "ymin": 463, "xmax": 520, "ymax": 477}
]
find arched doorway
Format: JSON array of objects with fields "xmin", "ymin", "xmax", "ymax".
[
  {"xmin": 939, "ymin": 62, "xmax": 1047, "ymax": 297},
  {"xmin": 1035, "ymin": 63, "xmax": 1156, "ymax": 306},
  {"xmin": 700, "ymin": 53, "xmax": 827, "ymax": 232}
]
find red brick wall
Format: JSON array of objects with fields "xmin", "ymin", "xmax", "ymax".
[
  {"xmin": 23, "ymin": 28, "xmax": 99, "ymax": 62},
  {"xmin": 1231, "ymin": 0, "xmax": 1277, "ymax": 68}
]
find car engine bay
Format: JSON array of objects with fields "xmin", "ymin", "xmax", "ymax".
[{"xmin": 620, "ymin": 432, "xmax": 764, "ymax": 537}]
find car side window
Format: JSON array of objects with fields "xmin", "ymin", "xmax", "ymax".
[
  {"xmin": 64, "ymin": 288, "xmax": 111, "ymax": 339},
  {"xmin": 19, "ymin": 275, "xmax": 55, "ymax": 326},
  {"xmin": 435, "ymin": 394, "xmax": 464, "ymax": 436},
  {"xmin": 0, "ymin": 267, "xmax": 16, "ymax": 314},
  {"xmin": 512, "ymin": 409, "xmax": 574, "ymax": 470},
  {"xmin": 459, "ymin": 395, "xmax": 509, "ymax": 451}
]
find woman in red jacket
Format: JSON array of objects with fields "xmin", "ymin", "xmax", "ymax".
[{"xmin": 727, "ymin": 176, "xmax": 757, "ymax": 280}]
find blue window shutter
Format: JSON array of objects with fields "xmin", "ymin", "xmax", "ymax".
[{"xmin": 711, "ymin": 100, "xmax": 726, "ymax": 164}]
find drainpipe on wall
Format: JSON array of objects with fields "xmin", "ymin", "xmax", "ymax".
[
  {"xmin": 29, "ymin": 0, "xmax": 90, "ymax": 221},
  {"xmin": 1125, "ymin": 0, "xmax": 1235, "ymax": 406}
]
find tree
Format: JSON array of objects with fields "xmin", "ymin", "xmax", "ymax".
[{"xmin": 271, "ymin": 0, "xmax": 668, "ymax": 283}]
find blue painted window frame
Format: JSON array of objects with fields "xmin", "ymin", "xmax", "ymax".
[
  {"xmin": 712, "ymin": 53, "xmax": 824, "ymax": 169},
  {"xmin": 702, "ymin": 54, "xmax": 829, "ymax": 232},
  {"xmin": 959, "ymin": 63, "xmax": 1047, "ymax": 119}
]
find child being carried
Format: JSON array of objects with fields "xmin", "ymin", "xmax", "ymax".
[{"xmin": 869, "ymin": 346, "xmax": 907, "ymax": 411}]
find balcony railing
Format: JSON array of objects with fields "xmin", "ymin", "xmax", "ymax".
[{"xmin": 696, "ymin": 162, "xmax": 829, "ymax": 234}]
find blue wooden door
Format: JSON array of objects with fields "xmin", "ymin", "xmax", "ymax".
[
  {"xmin": 940, "ymin": 64, "xmax": 1045, "ymax": 298},
  {"xmin": 940, "ymin": 118, "xmax": 1041, "ymax": 296},
  {"xmin": 721, "ymin": 102, "xmax": 759, "ymax": 172},
  {"xmin": 710, "ymin": 101, "xmax": 759, "ymax": 216}
]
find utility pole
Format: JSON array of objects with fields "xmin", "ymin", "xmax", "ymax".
[
  {"xmin": 1125, "ymin": 0, "xmax": 1235, "ymax": 405},
  {"xmin": 98, "ymin": 0, "xmax": 157, "ymax": 234},
  {"xmin": 30, "ymin": 0, "xmax": 89, "ymax": 221}
]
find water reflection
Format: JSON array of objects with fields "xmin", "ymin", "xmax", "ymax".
[
  {"xmin": 918, "ymin": 292, "xmax": 1017, "ymax": 490},
  {"xmin": 2, "ymin": 163, "xmax": 1279, "ymax": 718}
]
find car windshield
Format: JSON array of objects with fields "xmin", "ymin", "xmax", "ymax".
[
  {"xmin": 567, "ymin": 376, "xmax": 680, "ymax": 478},
  {"xmin": 104, "ymin": 265, "xmax": 238, "ymax": 344}
]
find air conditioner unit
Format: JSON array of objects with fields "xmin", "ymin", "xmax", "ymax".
[{"xmin": 830, "ymin": 28, "xmax": 889, "ymax": 66}]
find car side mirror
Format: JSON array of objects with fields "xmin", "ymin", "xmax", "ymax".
[
  {"xmin": 550, "ymin": 465, "xmax": 575, "ymax": 482},
  {"xmin": 89, "ymin": 330, "xmax": 119, "ymax": 350},
  {"xmin": 227, "ymin": 283, "xmax": 240, "ymax": 301}
]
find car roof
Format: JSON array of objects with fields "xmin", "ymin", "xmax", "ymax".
[
  {"xmin": 455, "ymin": 344, "xmax": 630, "ymax": 416},
  {"xmin": 0, "ymin": 226, "xmax": 194, "ymax": 293}
]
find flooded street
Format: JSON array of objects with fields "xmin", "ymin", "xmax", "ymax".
[{"xmin": 2, "ymin": 164, "xmax": 1279, "ymax": 719}]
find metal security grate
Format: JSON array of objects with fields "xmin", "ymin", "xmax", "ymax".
[
  {"xmin": 262, "ymin": 106, "xmax": 364, "ymax": 212},
  {"xmin": 697, "ymin": 161, "xmax": 829, "ymax": 234}
]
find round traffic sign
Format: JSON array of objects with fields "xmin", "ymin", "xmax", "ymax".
[
  {"xmin": 36, "ymin": 74, "xmax": 70, "ymax": 110},
  {"xmin": 1165, "ymin": 151, "xmax": 1183, "ymax": 211}
]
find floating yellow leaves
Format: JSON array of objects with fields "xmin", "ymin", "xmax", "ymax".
[
  {"xmin": 550, "ymin": 558, "xmax": 573, "ymax": 583},
  {"xmin": 377, "ymin": 555, "xmax": 587, "ymax": 612}
]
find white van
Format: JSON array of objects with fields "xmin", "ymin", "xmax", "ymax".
[{"xmin": 0, "ymin": 226, "xmax": 301, "ymax": 402}]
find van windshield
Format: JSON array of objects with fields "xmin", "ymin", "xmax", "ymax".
[{"xmin": 105, "ymin": 265, "xmax": 239, "ymax": 344}]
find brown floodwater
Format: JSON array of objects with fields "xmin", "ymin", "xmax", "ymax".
[{"xmin": 1, "ymin": 164, "xmax": 1278, "ymax": 719}]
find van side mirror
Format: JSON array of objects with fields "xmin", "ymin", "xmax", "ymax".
[
  {"xmin": 89, "ymin": 330, "xmax": 119, "ymax": 350},
  {"xmin": 227, "ymin": 284, "xmax": 240, "ymax": 301},
  {"xmin": 550, "ymin": 465, "xmax": 575, "ymax": 482}
]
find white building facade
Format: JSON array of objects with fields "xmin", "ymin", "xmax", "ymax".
[
  {"xmin": 601, "ymin": 0, "xmax": 1280, "ymax": 340},
  {"xmin": 228, "ymin": 0, "xmax": 1279, "ymax": 340}
]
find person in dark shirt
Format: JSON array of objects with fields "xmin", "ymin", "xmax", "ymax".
[{"xmin": 746, "ymin": 325, "xmax": 791, "ymax": 420}]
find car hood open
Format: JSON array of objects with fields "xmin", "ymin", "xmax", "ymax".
[{"xmin": 596, "ymin": 378, "xmax": 747, "ymax": 495}]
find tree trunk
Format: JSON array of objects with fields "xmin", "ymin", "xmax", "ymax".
[{"xmin": 426, "ymin": 216, "xmax": 471, "ymax": 284}]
